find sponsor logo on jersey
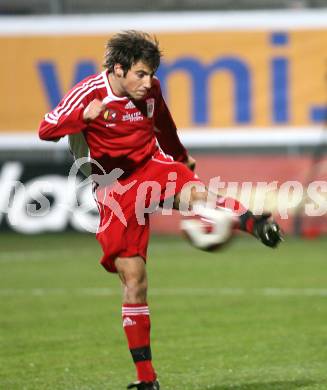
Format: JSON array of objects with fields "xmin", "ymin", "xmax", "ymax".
[
  {"xmin": 125, "ymin": 101, "xmax": 136, "ymax": 109},
  {"xmin": 146, "ymin": 98, "xmax": 155, "ymax": 118},
  {"xmin": 122, "ymin": 111, "xmax": 143, "ymax": 122},
  {"xmin": 103, "ymin": 109, "xmax": 117, "ymax": 121}
]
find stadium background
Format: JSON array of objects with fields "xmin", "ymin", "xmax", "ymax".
[{"xmin": 1, "ymin": 3, "xmax": 327, "ymax": 235}]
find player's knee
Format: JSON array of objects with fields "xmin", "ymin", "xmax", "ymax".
[
  {"xmin": 175, "ymin": 185, "xmax": 208, "ymax": 210},
  {"xmin": 190, "ymin": 189, "xmax": 207, "ymax": 203},
  {"xmin": 124, "ymin": 276, "xmax": 148, "ymax": 303},
  {"xmin": 115, "ymin": 256, "xmax": 148, "ymax": 303}
]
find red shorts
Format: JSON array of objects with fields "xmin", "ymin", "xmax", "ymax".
[{"xmin": 93, "ymin": 149, "xmax": 202, "ymax": 273}]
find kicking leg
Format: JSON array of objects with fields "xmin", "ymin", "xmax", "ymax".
[{"xmin": 174, "ymin": 184, "xmax": 282, "ymax": 248}]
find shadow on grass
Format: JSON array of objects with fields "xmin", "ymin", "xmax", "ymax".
[{"xmin": 207, "ymin": 379, "xmax": 318, "ymax": 390}]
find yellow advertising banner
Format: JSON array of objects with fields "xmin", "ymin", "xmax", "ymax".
[{"xmin": 1, "ymin": 29, "xmax": 326, "ymax": 132}]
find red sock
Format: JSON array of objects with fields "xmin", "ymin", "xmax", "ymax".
[
  {"xmin": 217, "ymin": 196, "xmax": 255, "ymax": 233},
  {"xmin": 217, "ymin": 196, "xmax": 246, "ymax": 215},
  {"xmin": 122, "ymin": 303, "xmax": 156, "ymax": 382}
]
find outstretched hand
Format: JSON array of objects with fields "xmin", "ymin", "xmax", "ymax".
[{"xmin": 253, "ymin": 212, "xmax": 283, "ymax": 248}]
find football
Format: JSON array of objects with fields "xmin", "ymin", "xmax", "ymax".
[{"xmin": 180, "ymin": 205, "xmax": 236, "ymax": 251}]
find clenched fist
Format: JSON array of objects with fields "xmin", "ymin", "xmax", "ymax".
[{"xmin": 83, "ymin": 99, "xmax": 106, "ymax": 122}]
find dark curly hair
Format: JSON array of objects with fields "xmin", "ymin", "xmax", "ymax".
[{"xmin": 104, "ymin": 30, "xmax": 162, "ymax": 75}]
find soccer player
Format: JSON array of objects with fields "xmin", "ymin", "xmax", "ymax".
[{"xmin": 39, "ymin": 31, "xmax": 282, "ymax": 390}]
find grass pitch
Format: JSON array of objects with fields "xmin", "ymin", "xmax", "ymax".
[{"xmin": 1, "ymin": 233, "xmax": 327, "ymax": 389}]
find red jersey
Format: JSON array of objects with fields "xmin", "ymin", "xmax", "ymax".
[{"xmin": 38, "ymin": 71, "xmax": 188, "ymax": 173}]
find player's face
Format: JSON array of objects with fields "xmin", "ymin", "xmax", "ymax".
[{"xmin": 121, "ymin": 61, "xmax": 154, "ymax": 100}]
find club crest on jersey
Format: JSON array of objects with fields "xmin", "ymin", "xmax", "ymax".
[
  {"xmin": 103, "ymin": 109, "xmax": 117, "ymax": 121},
  {"xmin": 146, "ymin": 98, "xmax": 155, "ymax": 118}
]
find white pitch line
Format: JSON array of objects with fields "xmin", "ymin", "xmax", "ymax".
[
  {"xmin": 0, "ymin": 249, "xmax": 87, "ymax": 262},
  {"xmin": 262, "ymin": 288, "xmax": 327, "ymax": 297},
  {"xmin": 0, "ymin": 242, "xmax": 189, "ymax": 263},
  {"xmin": 1, "ymin": 287, "xmax": 327, "ymax": 297}
]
